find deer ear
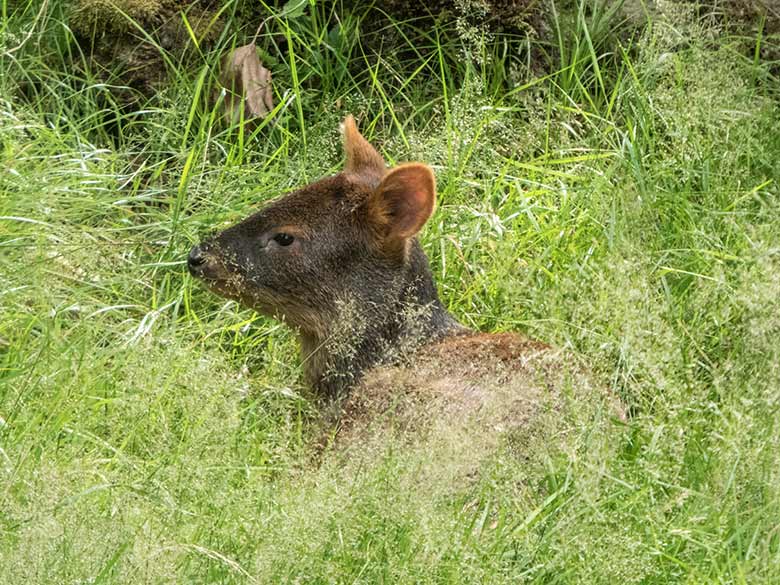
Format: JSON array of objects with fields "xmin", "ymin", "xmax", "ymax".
[
  {"xmin": 341, "ymin": 115, "xmax": 386, "ymax": 187},
  {"xmin": 367, "ymin": 163, "xmax": 436, "ymax": 242}
]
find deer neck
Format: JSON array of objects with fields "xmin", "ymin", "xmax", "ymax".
[{"xmin": 299, "ymin": 245, "xmax": 465, "ymax": 396}]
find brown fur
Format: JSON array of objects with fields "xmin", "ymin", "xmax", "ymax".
[
  {"xmin": 189, "ymin": 116, "xmax": 462, "ymax": 396},
  {"xmin": 342, "ymin": 115, "xmax": 386, "ymax": 187},
  {"xmin": 189, "ymin": 116, "xmax": 623, "ymax": 443},
  {"xmin": 325, "ymin": 329, "xmax": 624, "ymax": 471},
  {"xmin": 336, "ymin": 331, "xmax": 555, "ymax": 439}
]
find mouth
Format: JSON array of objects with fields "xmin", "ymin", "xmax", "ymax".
[
  {"xmin": 188, "ymin": 244, "xmax": 234, "ymax": 280},
  {"xmin": 196, "ymin": 270, "xmax": 263, "ymax": 313},
  {"xmin": 187, "ymin": 244, "xmax": 208, "ymax": 275},
  {"xmin": 186, "ymin": 245, "xmax": 304, "ymax": 325},
  {"xmin": 187, "ymin": 250, "xmax": 271, "ymax": 310}
]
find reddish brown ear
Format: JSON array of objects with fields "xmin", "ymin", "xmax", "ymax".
[
  {"xmin": 367, "ymin": 163, "xmax": 436, "ymax": 242},
  {"xmin": 342, "ymin": 115, "xmax": 386, "ymax": 187}
]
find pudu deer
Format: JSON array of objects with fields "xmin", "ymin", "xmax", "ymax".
[{"xmin": 189, "ymin": 116, "xmax": 622, "ymax": 447}]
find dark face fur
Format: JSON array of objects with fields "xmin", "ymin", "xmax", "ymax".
[
  {"xmin": 188, "ymin": 116, "xmax": 438, "ymax": 340},
  {"xmin": 190, "ymin": 173, "xmax": 382, "ymax": 335}
]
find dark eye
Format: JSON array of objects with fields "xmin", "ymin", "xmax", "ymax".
[{"xmin": 272, "ymin": 233, "xmax": 295, "ymax": 246}]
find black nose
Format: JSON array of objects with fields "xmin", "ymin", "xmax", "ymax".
[{"xmin": 188, "ymin": 245, "xmax": 207, "ymax": 274}]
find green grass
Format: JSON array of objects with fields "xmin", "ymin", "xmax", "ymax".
[{"xmin": 2, "ymin": 0, "xmax": 780, "ymax": 582}]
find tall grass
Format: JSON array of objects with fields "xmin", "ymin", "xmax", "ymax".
[{"xmin": 1, "ymin": 0, "xmax": 780, "ymax": 582}]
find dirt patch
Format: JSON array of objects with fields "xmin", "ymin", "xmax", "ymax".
[{"xmin": 69, "ymin": 0, "xmax": 224, "ymax": 102}]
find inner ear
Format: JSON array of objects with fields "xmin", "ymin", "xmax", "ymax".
[
  {"xmin": 341, "ymin": 115, "xmax": 386, "ymax": 187},
  {"xmin": 367, "ymin": 163, "xmax": 436, "ymax": 242}
]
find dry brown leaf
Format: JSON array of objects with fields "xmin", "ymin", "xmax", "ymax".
[{"xmin": 220, "ymin": 42, "xmax": 274, "ymax": 124}]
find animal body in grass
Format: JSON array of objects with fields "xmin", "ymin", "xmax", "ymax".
[{"xmin": 188, "ymin": 116, "xmax": 621, "ymax": 449}]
